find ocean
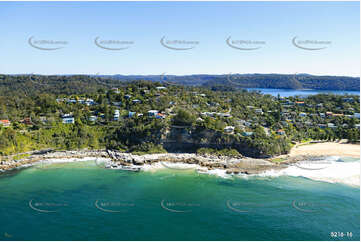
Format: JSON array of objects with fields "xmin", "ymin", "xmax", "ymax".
[{"xmin": 0, "ymin": 157, "xmax": 359, "ymax": 241}]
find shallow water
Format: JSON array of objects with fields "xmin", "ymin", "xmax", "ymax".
[{"xmin": 0, "ymin": 159, "xmax": 359, "ymax": 241}]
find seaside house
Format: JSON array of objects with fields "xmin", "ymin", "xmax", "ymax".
[
  {"xmin": 342, "ymin": 97, "xmax": 354, "ymax": 103},
  {"xmin": 318, "ymin": 124, "xmax": 327, "ymax": 129},
  {"xmin": 255, "ymin": 108, "xmax": 263, "ymax": 114},
  {"xmin": 114, "ymin": 110, "xmax": 120, "ymax": 121},
  {"xmin": 128, "ymin": 111, "xmax": 136, "ymax": 118},
  {"xmin": 156, "ymin": 113, "xmax": 166, "ymax": 119},
  {"xmin": 112, "ymin": 88, "xmax": 120, "ymax": 94},
  {"xmin": 224, "ymin": 126, "xmax": 235, "ymax": 134},
  {"xmin": 327, "ymin": 123, "xmax": 336, "ymax": 128},
  {"xmin": 112, "ymin": 101, "xmax": 122, "ymax": 107},
  {"xmin": 89, "ymin": 116, "xmax": 97, "ymax": 122},
  {"xmin": 326, "ymin": 112, "xmax": 333, "ymax": 116},
  {"xmin": 299, "ymin": 112, "xmax": 307, "ymax": 117},
  {"xmin": 156, "ymin": 86, "xmax": 166, "ymax": 90},
  {"xmin": 62, "ymin": 115, "xmax": 75, "ymax": 124},
  {"xmin": 0, "ymin": 120, "xmax": 11, "ymax": 127},
  {"xmin": 148, "ymin": 110, "xmax": 159, "ymax": 117},
  {"xmin": 242, "ymin": 131, "xmax": 254, "ymax": 137},
  {"xmin": 20, "ymin": 117, "xmax": 32, "ymax": 125}
]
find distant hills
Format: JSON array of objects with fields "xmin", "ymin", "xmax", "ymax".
[
  {"xmin": 99, "ymin": 73, "xmax": 360, "ymax": 91},
  {"xmin": 0, "ymin": 73, "xmax": 359, "ymax": 96}
]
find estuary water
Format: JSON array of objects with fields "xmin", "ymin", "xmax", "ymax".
[
  {"xmin": 246, "ymin": 88, "xmax": 360, "ymax": 97},
  {"xmin": 0, "ymin": 158, "xmax": 359, "ymax": 241}
]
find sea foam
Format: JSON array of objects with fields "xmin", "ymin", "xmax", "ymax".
[{"xmin": 257, "ymin": 156, "xmax": 360, "ymax": 187}]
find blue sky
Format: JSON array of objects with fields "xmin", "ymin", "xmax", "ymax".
[{"xmin": 0, "ymin": 1, "xmax": 359, "ymax": 76}]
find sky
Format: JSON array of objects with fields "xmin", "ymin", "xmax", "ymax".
[{"xmin": 0, "ymin": 1, "xmax": 359, "ymax": 76}]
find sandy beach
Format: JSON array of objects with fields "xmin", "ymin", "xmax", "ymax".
[{"xmin": 289, "ymin": 142, "xmax": 360, "ymax": 158}]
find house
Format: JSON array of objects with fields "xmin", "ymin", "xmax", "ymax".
[
  {"xmin": 318, "ymin": 124, "xmax": 327, "ymax": 129},
  {"xmin": 277, "ymin": 129, "xmax": 286, "ymax": 135},
  {"xmin": 242, "ymin": 131, "xmax": 254, "ymax": 136},
  {"xmin": 355, "ymin": 124, "xmax": 360, "ymax": 129},
  {"xmin": 299, "ymin": 112, "xmax": 307, "ymax": 117},
  {"xmin": 326, "ymin": 112, "xmax": 333, "ymax": 116},
  {"xmin": 224, "ymin": 126, "xmax": 235, "ymax": 134},
  {"xmin": 148, "ymin": 110, "xmax": 159, "ymax": 117},
  {"xmin": 296, "ymin": 101, "xmax": 305, "ymax": 106},
  {"xmin": 62, "ymin": 116, "xmax": 75, "ymax": 124},
  {"xmin": 112, "ymin": 88, "xmax": 120, "ymax": 94},
  {"xmin": 114, "ymin": 110, "xmax": 120, "ymax": 121},
  {"xmin": 319, "ymin": 113, "xmax": 325, "ymax": 118},
  {"xmin": 327, "ymin": 123, "xmax": 336, "ymax": 128},
  {"xmin": 67, "ymin": 99, "xmax": 77, "ymax": 104},
  {"xmin": 156, "ymin": 113, "xmax": 166, "ymax": 119},
  {"xmin": 218, "ymin": 113, "xmax": 232, "ymax": 118},
  {"xmin": 128, "ymin": 111, "xmax": 136, "ymax": 118},
  {"xmin": 255, "ymin": 108, "xmax": 263, "ymax": 114},
  {"xmin": 89, "ymin": 116, "xmax": 97, "ymax": 122},
  {"xmin": 20, "ymin": 117, "xmax": 32, "ymax": 125},
  {"xmin": 137, "ymin": 113, "xmax": 143, "ymax": 117},
  {"xmin": 132, "ymin": 99, "xmax": 141, "ymax": 104},
  {"xmin": 85, "ymin": 98, "xmax": 95, "ymax": 106},
  {"xmin": 316, "ymin": 103, "xmax": 323, "ymax": 108},
  {"xmin": 156, "ymin": 86, "xmax": 166, "ymax": 90},
  {"xmin": 342, "ymin": 97, "xmax": 354, "ymax": 103},
  {"xmin": 39, "ymin": 116, "xmax": 47, "ymax": 124},
  {"xmin": 112, "ymin": 101, "xmax": 122, "ymax": 106},
  {"xmin": 124, "ymin": 95, "xmax": 132, "ymax": 99},
  {"xmin": 332, "ymin": 113, "xmax": 344, "ymax": 117},
  {"xmin": 0, "ymin": 120, "xmax": 11, "ymax": 127},
  {"xmin": 354, "ymin": 113, "xmax": 360, "ymax": 119}
]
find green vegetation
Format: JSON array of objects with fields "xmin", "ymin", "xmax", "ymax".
[
  {"xmin": 0, "ymin": 75, "xmax": 359, "ymax": 158},
  {"xmin": 196, "ymin": 148, "xmax": 241, "ymax": 157}
]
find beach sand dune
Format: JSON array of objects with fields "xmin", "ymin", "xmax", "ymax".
[{"xmin": 290, "ymin": 142, "xmax": 360, "ymax": 158}]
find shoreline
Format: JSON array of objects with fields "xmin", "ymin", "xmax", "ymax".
[{"xmin": 0, "ymin": 142, "xmax": 359, "ymax": 177}]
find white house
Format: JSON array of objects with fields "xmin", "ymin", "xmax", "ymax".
[
  {"xmin": 148, "ymin": 110, "xmax": 159, "ymax": 117},
  {"xmin": 224, "ymin": 126, "xmax": 235, "ymax": 134}
]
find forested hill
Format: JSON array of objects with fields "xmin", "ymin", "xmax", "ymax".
[
  {"xmin": 107, "ymin": 73, "xmax": 360, "ymax": 91},
  {"xmin": 0, "ymin": 73, "xmax": 359, "ymax": 96}
]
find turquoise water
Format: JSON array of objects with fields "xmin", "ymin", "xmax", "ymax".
[
  {"xmin": 246, "ymin": 88, "xmax": 360, "ymax": 97},
  {"xmin": 0, "ymin": 161, "xmax": 359, "ymax": 241}
]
